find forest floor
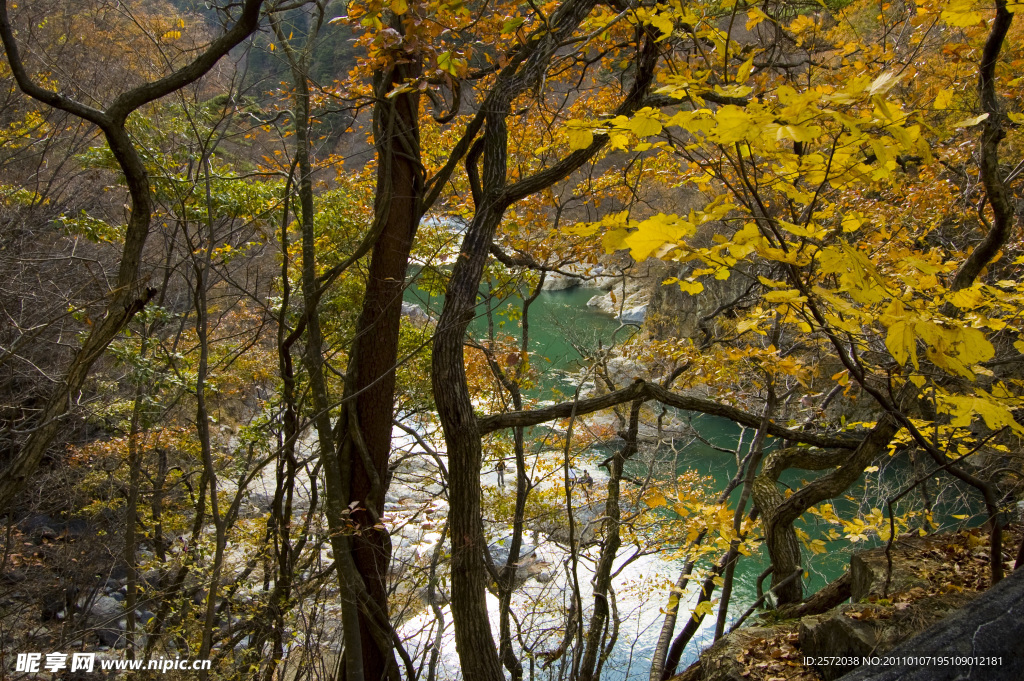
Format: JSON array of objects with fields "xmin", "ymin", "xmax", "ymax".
[{"xmin": 673, "ymin": 525, "xmax": 1024, "ymax": 681}]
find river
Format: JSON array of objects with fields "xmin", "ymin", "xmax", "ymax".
[{"xmin": 398, "ymin": 278, "xmax": 932, "ymax": 679}]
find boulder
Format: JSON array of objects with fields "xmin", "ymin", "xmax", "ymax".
[
  {"xmin": 582, "ymin": 274, "xmax": 619, "ymax": 291},
  {"xmin": 87, "ymin": 595, "xmax": 127, "ymax": 649},
  {"xmin": 88, "ymin": 595, "xmax": 123, "ymax": 621},
  {"xmin": 644, "ymin": 260, "xmax": 753, "ymax": 341},
  {"xmin": 533, "ymin": 502, "xmax": 602, "ymax": 545},
  {"xmin": 618, "ymin": 304, "xmax": 647, "ymax": 323},
  {"xmin": 603, "ymin": 356, "xmax": 648, "ymax": 386},
  {"xmin": 542, "ymin": 273, "xmax": 582, "ymax": 291},
  {"xmin": 799, "ymin": 604, "xmax": 893, "ymax": 680},
  {"xmin": 801, "ymin": 594, "xmax": 976, "ymax": 680},
  {"xmin": 849, "ymin": 535, "xmax": 949, "ymax": 601},
  {"xmin": 401, "ymin": 302, "xmax": 431, "ymax": 325},
  {"xmin": 97, "ymin": 623, "xmax": 127, "ymax": 649},
  {"xmin": 837, "ymin": 569, "xmax": 1024, "ymax": 680},
  {"xmin": 487, "ymin": 538, "xmax": 537, "ymax": 567}
]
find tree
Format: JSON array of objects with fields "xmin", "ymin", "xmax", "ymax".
[
  {"xmin": 3, "ymin": 0, "xmax": 1023, "ymax": 678},
  {"xmin": 0, "ymin": 0, "xmax": 267, "ymax": 512},
  {"xmin": 570, "ymin": 0, "xmax": 1022, "ymax": 620}
]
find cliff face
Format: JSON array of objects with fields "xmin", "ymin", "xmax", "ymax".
[{"xmin": 644, "ymin": 261, "xmax": 756, "ymax": 342}]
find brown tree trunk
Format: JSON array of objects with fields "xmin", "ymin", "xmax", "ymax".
[
  {"xmin": 432, "ymin": 206, "xmax": 508, "ymax": 681},
  {"xmin": 578, "ymin": 399, "xmax": 643, "ymax": 681},
  {"xmin": 754, "ymin": 410, "xmax": 902, "ymax": 605},
  {"xmin": 430, "ymin": 14, "xmax": 659, "ymax": 675},
  {"xmin": 335, "ymin": 50, "xmax": 423, "ymax": 681}
]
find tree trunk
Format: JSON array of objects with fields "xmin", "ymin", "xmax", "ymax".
[
  {"xmin": 752, "ymin": 404, "xmax": 903, "ymax": 606},
  {"xmin": 335, "ymin": 50, "xmax": 423, "ymax": 681},
  {"xmin": 432, "ymin": 205, "xmax": 508, "ymax": 681},
  {"xmin": 579, "ymin": 399, "xmax": 642, "ymax": 681},
  {"xmin": 430, "ymin": 8, "xmax": 658, "ymax": 676}
]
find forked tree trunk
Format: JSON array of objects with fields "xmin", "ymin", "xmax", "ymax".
[{"xmin": 431, "ymin": 11, "xmax": 659, "ymax": 676}]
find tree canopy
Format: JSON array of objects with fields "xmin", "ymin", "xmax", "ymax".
[{"xmin": 1, "ymin": 0, "xmax": 1022, "ymax": 679}]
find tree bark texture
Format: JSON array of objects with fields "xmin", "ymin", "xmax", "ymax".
[{"xmin": 335, "ymin": 48, "xmax": 424, "ymax": 681}]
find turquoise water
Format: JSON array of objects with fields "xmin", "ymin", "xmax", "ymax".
[
  {"xmin": 405, "ymin": 277, "xmax": 946, "ymax": 674},
  {"xmin": 405, "ymin": 278, "xmax": 628, "ymax": 387}
]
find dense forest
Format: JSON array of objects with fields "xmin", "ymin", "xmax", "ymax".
[{"xmin": 1, "ymin": 0, "xmax": 1023, "ymax": 679}]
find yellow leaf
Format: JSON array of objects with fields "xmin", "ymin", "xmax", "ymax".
[
  {"xmin": 737, "ymin": 56, "xmax": 755, "ymax": 84},
  {"xmin": 937, "ymin": 392, "xmax": 1024, "ymax": 433},
  {"xmin": 567, "ymin": 128, "xmax": 594, "ymax": 150},
  {"xmin": 954, "ymin": 113, "xmax": 989, "ymax": 128},
  {"xmin": 564, "ymin": 223, "xmax": 599, "ymax": 236},
  {"xmin": 745, "ymin": 7, "xmax": 768, "ymax": 30},
  {"xmin": 789, "ymin": 14, "xmax": 816, "ymax": 35},
  {"xmin": 437, "ymin": 50, "xmax": 462, "ymax": 76},
  {"xmin": 391, "ymin": 0, "xmax": 408, "ymax": 13},
  {"xmin": 608, "ymin": 131, "xmax": 630, "ymax": 150},
  {"xmin": 867, "ymin": 71, "xmax": 901, "ymax": 95},
  {"xmin": 947, "ymin": 286, "xmax": 985, "ymax": 309},
  {"xmin": 763, "ymin": 289, "xmax": 804, "ymax": 303},
  {"xmin": 624, "ymin": 111, "xmax": 662, "ymax": 137},
  {"xmin": 886, "ymin": 320, "xmax": 917, "ymax": 368},
  {"xmin": 693, "ymin": 600, "xmax": 715, "ymax": 619},
  {"xmin": 955, "ymin": 327, "xmax": 994, "ymax": 364},
  {"xmin": 737, "ymin": 318, "xmax": 765, "ymax": 336},
  {"xmin": 679, "ymin": 280, "xmax": 704, "ymax": 295},
  {"xmin": 649, "ymin": 12, "xmax": 674, "ymax": 40},
  {"xmin": 941, "ymin": 0, "xmax": 985, "ymax": 26},
  {"xmin": 644, "ymin": 489, "xmax": 668, "ymax": 508},
  {"xmin": 712, "ymin": 106, "xmax": 755, "ymax": 144},
  {"xmin": 623, "ymin": 214, "xmax": 693, "ymax": 260},
  {"xmin": 933, "ymin": 88, "xmax": 953, "ymax": 110},
  {"xmin": 775, "ymin": 123, "xmax": 819, "ymax": 143}
]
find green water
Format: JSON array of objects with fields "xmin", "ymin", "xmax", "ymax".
[
  {"xmin": 404, "ymin": 279, "xmax": 846, "ymax": 585},
  {"xmin": 406, "ymin": 278, "xmax": 947, "ymax": 670},
  {"xmin": 405, "ymin": 279, "xmax": 631, "ymax": 391},
  {"xmin": 640, "ymin": 413, "xmax": 852, "ymax": 596}
]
